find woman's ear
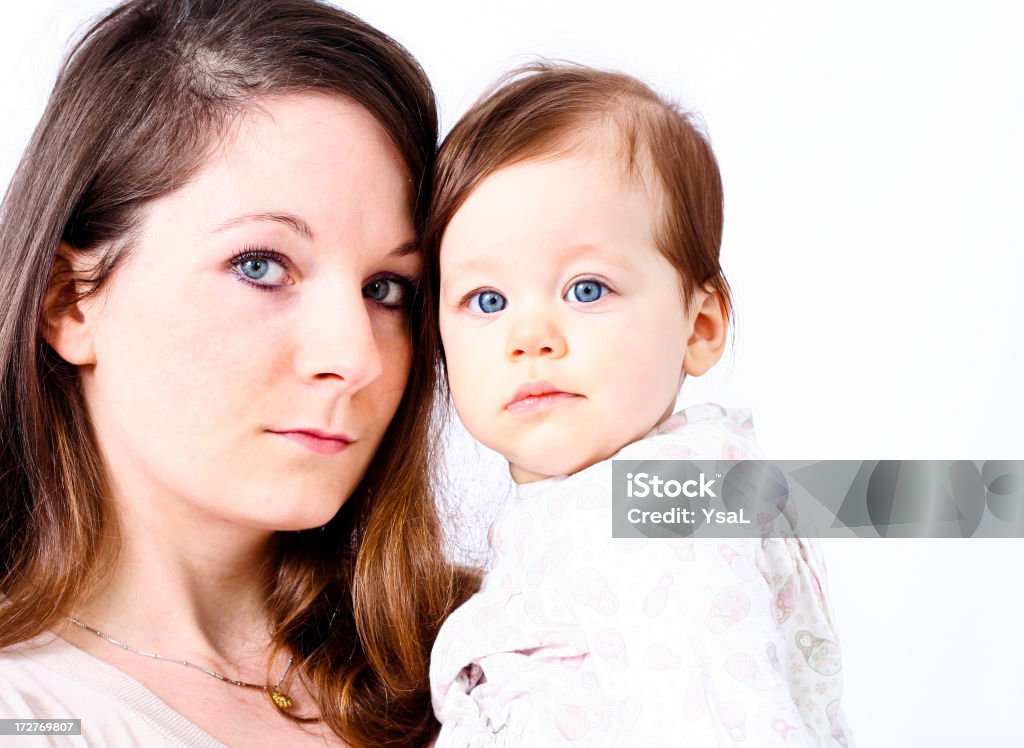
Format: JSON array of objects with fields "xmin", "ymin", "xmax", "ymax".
[
  {"xmin": 41, "ymin": 243, "xmax": 98, "ymax": 365},
  {"xmin": 682, "ymin": 290, "xmax": 728, "ymax": 377}
]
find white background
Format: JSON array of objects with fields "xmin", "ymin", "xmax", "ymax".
[{"xmin": 2, "ymin": 2, "xmax": 1022, "ymax": 746}]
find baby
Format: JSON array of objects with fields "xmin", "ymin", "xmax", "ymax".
[{"xmin": 428, "ymin": 64, "xmax": 852, "ymax": 746}]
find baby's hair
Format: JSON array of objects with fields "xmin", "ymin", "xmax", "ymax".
[{"xmin": 426, "ymin": 61, "xmax": 732, "ymax": 320}]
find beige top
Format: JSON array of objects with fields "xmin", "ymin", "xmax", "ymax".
[{"xmin": 0, "ymin": 632, "xmax": 227, "ymax": 747}]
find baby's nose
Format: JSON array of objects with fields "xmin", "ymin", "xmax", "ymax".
[{"xmin": 506, "ymin": 317, "xmax": 567, "ymax": 359}]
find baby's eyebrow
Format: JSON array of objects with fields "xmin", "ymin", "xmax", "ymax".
[
  {"xmin": 440, "ymin": 258, "xmax": 497, "ymax": 298},
  {"xmin": 439, "ymin": 259, "xmax": 495, "ymax": 302},
  {"xmin": 440, "ymin": 243, "xmax": 635, "ymax": 293},
  {"xmin": 557, "ymin": 242, "xmax": 634, "ymax": 271},
  {"xmin": 442, "ymin": 256, "xmax": 494, "ymax": 277}
]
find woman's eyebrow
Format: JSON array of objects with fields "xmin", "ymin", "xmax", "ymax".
[
  {"xmin": 212, "ymin": 211, "xmax": 314, "ymax": 240},
  {"xmin": 390, "ymin": 238, "xmax": 418, "ymax": 257},
  {"xmin": 212, "ymin": 213, "xmax": 415, "ymax": 258}
]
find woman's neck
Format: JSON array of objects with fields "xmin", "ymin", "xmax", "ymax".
[{"xmin": 68, "ymin": 489, "xmax": 281, "ymax": 669}]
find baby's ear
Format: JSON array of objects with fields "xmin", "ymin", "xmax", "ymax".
[
  {"xmin": 41, "ymin": 242, "xmax": 99, "ymax": 366},
  {"xmin": 682, "ymin": 290, "xmax": 727, "ymax": 377}
]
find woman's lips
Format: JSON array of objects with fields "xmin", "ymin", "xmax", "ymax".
[{"xmin": 272, "ymin": 430, "xmax": 352, "ymax": 455}]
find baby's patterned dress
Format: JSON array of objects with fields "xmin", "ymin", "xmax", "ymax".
[{"xmin": 431, "ymin": 404, "xmax": 854, "ymax": 747}]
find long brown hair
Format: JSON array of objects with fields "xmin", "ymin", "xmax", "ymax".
[
  {"xmin": 425, "ymin": 62, "xmax": 733, "ymax": 327},
  {"xmin": 0, "ymin": 1, "xmax": 474, "ymax": 745}
]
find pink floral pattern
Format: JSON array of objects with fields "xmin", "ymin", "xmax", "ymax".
[{"xmin": 431, "ymin": 404, "xmax": 853, "ymax": 746}]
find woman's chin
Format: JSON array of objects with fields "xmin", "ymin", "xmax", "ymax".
[{"xmin": 252, "ymin": 501, "xmax": 348, "ymax": 533}]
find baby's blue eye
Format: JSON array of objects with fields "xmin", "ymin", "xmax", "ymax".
[
  {"xmin": 468, "ymin": 290, "xmax": 507, "ymax": 314},
  {"xmin": 566, "ymin": 280, "xmax": 608, "ymax": 303}
]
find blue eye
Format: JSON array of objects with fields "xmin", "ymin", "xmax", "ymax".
[
  {"xmin": 240, "ymin": 258, "xmax": 271, "ymax": 280},
  {"xmin": 363, "ymin": 276, "xmax": 412, "ymax": 309},
  {"xmin": 565, "ymin": 279, "xmax": 608, "ymax": 303},
  {"xmin": 468, "ymin": 290, "xmax": 507, "ymax": 314},
  {"xmin": 230, "ymin": 250, "xmax": 290, "ymax": 289}
]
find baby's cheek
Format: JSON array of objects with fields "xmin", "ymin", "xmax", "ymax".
[
  {"xmin": 602, "ymin": 369, "xmax": 674, "ymax": 449},
  {"xmin": 446, "ymin": 339, "xmax": 490, "ymax": 408}
]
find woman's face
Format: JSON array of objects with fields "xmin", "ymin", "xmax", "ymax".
[{"xmin": 71, "ymin": 93, "xmax": 418, "ymax": 531}]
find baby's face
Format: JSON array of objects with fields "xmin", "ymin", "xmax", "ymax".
[{"xmin": 439, "ymin": 145, "xmax": 699, "ymax": 483}]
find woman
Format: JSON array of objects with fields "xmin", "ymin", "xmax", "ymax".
[{"xmin": 0, "ymin": 1, "xmax": 474, "ymax": 745}]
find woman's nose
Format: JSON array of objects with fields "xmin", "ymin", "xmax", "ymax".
[
  {"xmin": 294, "ymin": 286, "xmax": 383, "ymax": 391},
  {"xmin": 506, "ymin": 314, "xmax": 567, "ymax": 360}
]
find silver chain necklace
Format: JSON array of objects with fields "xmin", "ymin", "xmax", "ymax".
[{"xmin": 66, "ymin": 616, "xmax": 295, "ymax": 710}]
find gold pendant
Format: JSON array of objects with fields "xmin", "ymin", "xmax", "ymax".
[{"xmin": 271, "ymin": 688, "xmax": 293, "ymax": 710}]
